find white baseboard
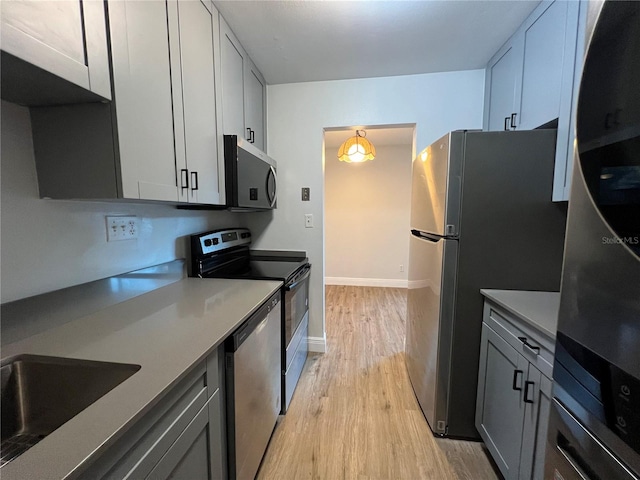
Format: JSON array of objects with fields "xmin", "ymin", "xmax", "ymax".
[
  {"xmin": 307, "ymin": 335, "xmax": 327, "ymax": 353},
  {"xmin": 324, "ymin": 277, "xmax": 408, "ymax": 288}
]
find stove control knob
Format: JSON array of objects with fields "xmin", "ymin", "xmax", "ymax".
[{"xmin": 204, "ymin": 239, "xmax": 212, "ymax": 247}]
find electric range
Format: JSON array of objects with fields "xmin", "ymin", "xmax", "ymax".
[{"xmin": 189, "ymin": 228, "xmax": 311, "ymax": 413}]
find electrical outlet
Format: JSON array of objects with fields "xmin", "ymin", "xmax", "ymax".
[
  {"xmin": 301, "ymin": 187, "xmax": 310, "ymax": 201},
  {"xmin": 106, "ymin": 216, "xmax": 139, "ymax": 241},
  {"xmin": 304, "ymin": 214, "xmax": 314, "ymax": 228},
  {"xmin": 400, "ymin": 264, "xmax": 404, "ymax": 272}
]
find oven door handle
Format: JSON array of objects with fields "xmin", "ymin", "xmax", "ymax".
[{"xmin": 285, "ymin": 266, "xmax": 311, "ymax": 291}]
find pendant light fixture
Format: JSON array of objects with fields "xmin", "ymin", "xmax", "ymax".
[{"xmin": 337, "ymin": 129, "xmax": 376, "ymax": 163}]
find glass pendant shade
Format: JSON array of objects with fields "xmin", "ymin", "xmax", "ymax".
[{"xmin": 337, "ymin": 130, "xmax": 376, "ymax": 163}]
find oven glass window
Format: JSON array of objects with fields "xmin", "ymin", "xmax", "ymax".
[{"xmin": 284, "ymin": 274, "xmax": 309, "ymax": 345}]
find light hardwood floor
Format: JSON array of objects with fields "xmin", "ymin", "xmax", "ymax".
[{"xmin": 257, "ymin": 285, "xmax": 499, "ymax": 480}]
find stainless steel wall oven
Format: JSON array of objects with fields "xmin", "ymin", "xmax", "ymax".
[{"xmin": 545, "ymin": 2, "xmax": 640, "ymax": 479}]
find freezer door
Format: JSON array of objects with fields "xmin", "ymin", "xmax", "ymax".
[
  {"xmin": 405, "ymin": 231, "xmax": 458, "ymax": 435},
  {"xmin": 410, "ymin": 132, "xmax": 463, "ymax": 236}
]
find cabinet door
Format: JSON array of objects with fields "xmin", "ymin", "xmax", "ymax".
[
  {"xmin": 207, "ymin": 387, "xmax": 225, "ymax": 480},
  {"xmin": 147, "ymin": 391, "xmax": 221, "ymax": 480},
  {"xmin": 517, "ymin": 0, "xmax": 579, "ymax": 130},
  {"xmin": 170, "ymin": 0, "xmax": 221, "ymax": 205},
  {"xmin": 219, "ymin": 16, "xmax": 246, "ymax": 141},
  {"xmin": 108, "ymin": 0, "xmax": 179, "ymax": 202},
  {"xmin": 554, "ymin": 1, "xmax": 587, "ymax": 202},
  {"xmin": 519, "ymin": 365, "xmax": 552, "ymax": 480},
  {"xmin": 1, "ymin": 0, "xmax": 110, "ymax": 103},
  {"xmin": 476, "ymin": 323, "xmax": 526, "ymax": 479},
  {"xmin": 244, "ymin": 58, "xmax": 266, "ymax": 151},
  {"xmin": 484, "ymin": 39, "xmax": 523, "ymax": 132}
]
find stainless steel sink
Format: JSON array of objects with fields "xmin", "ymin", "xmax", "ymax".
[{"xmin": 0, "ymin": 354, "xmax": 140, "ymax": 467}]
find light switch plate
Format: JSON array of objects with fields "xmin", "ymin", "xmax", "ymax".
[{"xmin": 304, "ymin": 214, "xmax": 314, "ymax": 228}]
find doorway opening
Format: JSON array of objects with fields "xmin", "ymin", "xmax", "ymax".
[{"xmin": 323, "ymin": 124, "xmax": 415, "ymax": 288}]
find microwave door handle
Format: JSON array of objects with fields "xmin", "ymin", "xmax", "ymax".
[
  {"xmin": 267, "ymin": 166, "xmax": 277, "ymax": 207},
  {"xmin": 285, "ymin": 266, "xmax": 311, "ymax": 291}
]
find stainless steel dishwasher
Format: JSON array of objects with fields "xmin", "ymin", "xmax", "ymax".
[{"xmin": 225, "ymin": 292, "xmax": 281, "ymax": 480}]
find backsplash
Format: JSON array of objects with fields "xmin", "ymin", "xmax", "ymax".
[{"xmin": 0, "ymin": 101, "xmax": 243, "ymax": 303}]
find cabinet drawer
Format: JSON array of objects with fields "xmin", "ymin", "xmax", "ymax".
[
  {"xmin": 484, "ymin": 303, "xmax": 554, "ymax": 379},
  {"xmin": 82, "ymin": 363, "xmax": 208, "ymax": 479}
]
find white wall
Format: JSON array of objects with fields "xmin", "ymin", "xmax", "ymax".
[
  {"xmin": 249, "ymin": 69, "xmax": 485, "ymax": 351},
  {"xmin": 325, "ymin": 143, "xmax": 412, "ymax": 287},
  {"xmin": 1, "ymin": 101, "xmax": 244, "ymax": 303}
]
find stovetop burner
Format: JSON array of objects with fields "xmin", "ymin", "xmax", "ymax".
[
  {"xmin": 190, "ymin": 228, "xmax": 308, "ymax": 282},
  {"xmin": 200, "ymin": 258, "xmax": 307, "ymax": 282}
]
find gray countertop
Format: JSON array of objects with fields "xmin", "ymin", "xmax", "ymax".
[
  {"xmin": 480, "ymin": 289, "xmax": 560, "ymax": 340},
  {"xmin": 1, "ymin": 278, "xmax": 282, "ymax": 480}
]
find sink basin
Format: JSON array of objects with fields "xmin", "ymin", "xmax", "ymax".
[{"xmin": 0, "ymin": 354, "xmax": 140, "ymax": 467}]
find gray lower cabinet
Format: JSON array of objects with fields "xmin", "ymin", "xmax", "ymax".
[
  {"xmin": 80, "ymin": 349, "xmax": 225, "ymax": 480},
  {"xmin": 0, "ymin": 0, "xmax": 111, "ymax": 105},
  {"xmin": 29, "ymin": 0, "xmax": 223, "ymax": 205},
  {"xmin": 476, "ymin": 302, "xmax": 554, "ymax": 480},
  {"xmin": 147, "ymin": 390, "xmax": 223, "ymax": 480}
]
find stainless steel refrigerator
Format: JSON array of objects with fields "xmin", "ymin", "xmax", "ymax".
[{"xmin": 405, "ymin": 129, "xmax": 567, "ymax": 439}]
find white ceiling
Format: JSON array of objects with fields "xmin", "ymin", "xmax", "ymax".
[
  {"xmin": 324, "ymin": 126, "xmax": 415, "ymax": 148},
  {"xmin": 214, "ymin": 0, "xmax": 541, "ymax": 85}
]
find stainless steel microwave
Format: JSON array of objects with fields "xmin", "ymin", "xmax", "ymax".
[{"xmin": 224, "ymin": 135, "xmax": 277, "ymax": 211}]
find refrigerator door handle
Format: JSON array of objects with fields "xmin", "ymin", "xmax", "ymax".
[
  {"xmin": 411, "ymin": 230, "xmax": 442, "ymax": 243},
  {"xmin": 411, "ymin": 230, "xmax": 457, "ymax": 242}
]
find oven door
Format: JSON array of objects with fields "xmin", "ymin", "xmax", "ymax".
[
  {"xmin": 546, "ymin": 396, "xmax": 639, "ymax": 480},
  {"xmin": 284, "ymin": 265, "xmax": 311, "ymax": 350}
]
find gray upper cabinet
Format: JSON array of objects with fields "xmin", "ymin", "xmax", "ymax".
[
  {"xmin": 168, "ymin": 0, "xmax": 222, "ymax": 205},
  {"xmin": 220, "ymin": 17, "xmax": 247, "ymax": 142},
  {"xmin": 219, "ymin": 15, "xmax": 267, "ymax": 151},
  {"xmin": 30, "ymin": 0, "xmax": 223, "ymax": 205},
  {"xmin": 517, "ymin": 0, "xmax": 575, "ymax": 130},
  {"xmin": 0, "ymin": 0, "xmax": 111, "ymax": 105},
  {"xmin": 483, "ymin": 0, "xmax": 583, "ymax": 201},
  {"xmin": 244, "ymin": 58, "xmax": 267, "ymax": 151},
  {"xmin": 485, "ymin": 41, "xmax": 521, "ymax": 132},
  {"xmin": 108, "ymin": 0, "xmax": 178, "ymax": 202}
]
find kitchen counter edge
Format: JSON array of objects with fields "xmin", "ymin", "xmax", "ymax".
[
  {"xmin": 0, "ymin": 277, "xmax": 283, "ymax": 480},
  {"xmin": 480, "ymin": 289, "xmax": 560, "ymax": 340}
]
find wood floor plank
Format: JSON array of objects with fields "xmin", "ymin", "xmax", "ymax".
[{"xmin": 257, "ymin": 285, "xmax": 499, "ymax": 480}]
